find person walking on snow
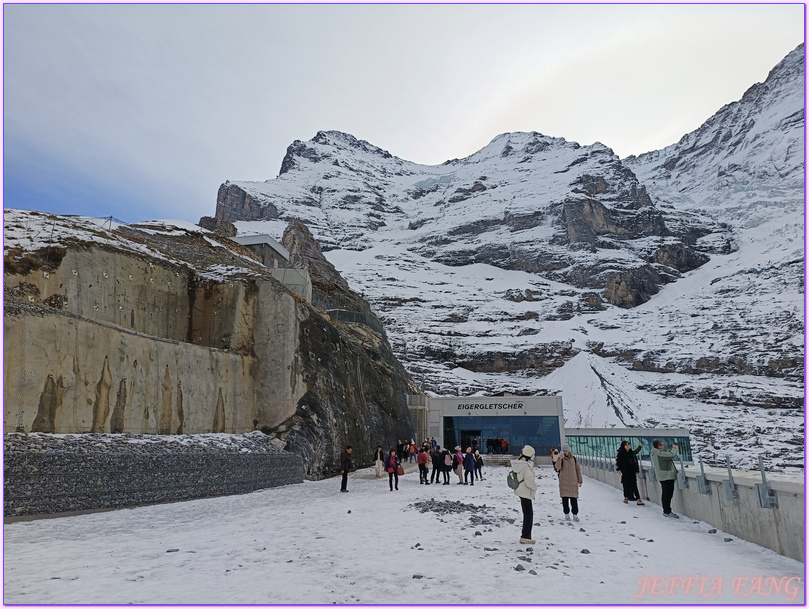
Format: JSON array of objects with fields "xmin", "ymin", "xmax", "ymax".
[
  {"xmin": 616, "ymin": 441, "xmax": 644, "ymax": 505},
  {"xmin": 340, "ymin": 446, "xmax": 354, "ymax": 493},
  {"xmin": 463, "ymin": 447, "xmax": 476, "ymax": 486},
  {"xmin": 409, "ymin": 441, "xmax": 417, "ymax": 463},
  {"xmin": 651, "ymin": 439, "xmax": 680, "ymax": 518},
  {"xmin": 373, "ymin": 444, "xmax": 385, "ymax": 478},
  {"xmin": 552, "ymin": 442, "xmax": 582, "ymax": 520},
  {"xmin": 384, "ymin": 449, "xmax": 400, "ymax": 491},
  {"xmin": 511, "ymin": 445, "xmax": 538, "ymax": 544}
]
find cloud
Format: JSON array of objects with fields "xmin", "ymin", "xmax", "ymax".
[{"xmin": 3, "ymin": 4, "xmax": 803, "ymax": 222}]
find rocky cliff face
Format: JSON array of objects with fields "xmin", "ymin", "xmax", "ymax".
[
  {"xmin": 210, "ymin": 45, "xmax": 804, "ymax": 471},
  {"xmin": 217, "ymin": 131, "xmax": 720, "ymax": 308},
  {"xmin": 3, "ymin": 211, "xmax": 415, "ymax": 478}
]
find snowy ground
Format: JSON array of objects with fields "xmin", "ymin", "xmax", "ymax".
[{"xmin": 4, "ymin": 464, "xmax": 803, "ymax": 605}]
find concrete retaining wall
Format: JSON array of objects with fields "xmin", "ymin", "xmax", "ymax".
[
  {"xmin": 4, "ymin": 436, "xmax": 304, "ymax": 517},
  {"xmin": 4, "ymin": 281, "xmax": 306, "ymax": 435},
  {"xmin": 580, "ymin": 457, "xmax": 804, "ymax": 562}
]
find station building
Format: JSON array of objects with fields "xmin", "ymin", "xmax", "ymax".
[
  {"xmin": 407, "ymin": 395, "xmax": 692, "ymax": 461},
  {"xmin": 409, "ymin": 395, "xmax": 564, "ymax": 456}
]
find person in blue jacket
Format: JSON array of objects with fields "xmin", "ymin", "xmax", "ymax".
[{"xmin": 463, "ymin": 447, "xmax": 476, "ymax": 486}]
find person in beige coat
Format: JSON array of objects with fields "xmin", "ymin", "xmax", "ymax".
[
  {"xmin": 552, "ymin": 442, "xmax": 582, "ymax": 521},
  {"xmin": 454, "ymin": 447, "xmax": 465, "ymax": 484},
  {"xmin": 511, "ymin": 445, "xmax": 538, "ymax": 544}
]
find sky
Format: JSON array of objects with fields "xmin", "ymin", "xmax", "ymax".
[
  {"xmin": 3, "ymin": 459, "xmax": 804, "ymax": 604},
  {"xmin": 2, "ymin": 3, "xmax": 804, "ymax": 223}
]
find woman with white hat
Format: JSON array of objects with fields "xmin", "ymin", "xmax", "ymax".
[{"xmin": 511, "ymin": 445, "xmax": 538, "ymax": 544}]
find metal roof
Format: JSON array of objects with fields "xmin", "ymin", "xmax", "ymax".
[{"xmin": 231, "ymin": 234, "xmax": 290, "ymax": 260}]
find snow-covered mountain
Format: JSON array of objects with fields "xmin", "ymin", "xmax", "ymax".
[{"xmin": 209, "ymin": 44, "xmax": 804, "ymax": 471}]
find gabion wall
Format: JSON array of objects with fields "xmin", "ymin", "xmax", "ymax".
[{"xmin": 4, "ymin": 432, "xmax": 304, "ymax": 517}]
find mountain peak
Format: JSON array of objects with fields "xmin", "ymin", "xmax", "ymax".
[{"xmin": 279, "ymin": 130, "xmax": 395, "ymax": 175}]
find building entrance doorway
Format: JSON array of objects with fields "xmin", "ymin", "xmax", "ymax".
[{"xmin": 460, "ymin": 430, "xmax": 481, "ymax": 451}]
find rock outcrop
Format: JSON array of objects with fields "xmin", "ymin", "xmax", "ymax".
[{"xmin": 4, "ymin": 211, "xmax": 415, "ymax": 478}]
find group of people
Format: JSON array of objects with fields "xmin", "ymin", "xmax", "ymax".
[
  {"xmin": 353, "ymin": 436, "xmax": 682, "ymax": 545},
  {"xmin": 485, "ymin": 436, "xmax": 509, "ymax": 454},
  {"xmin": 512, "ymin": 438, "xmax": 680, "ymax": 545},
  {"xmin": 509, "ymin": 442, "xmax": 584, "ymax": 545},
  {"xmin": 615, "ymin": 438, "xmax": 681, "ymax": 517},
  {"xmin": 373, "ymin": 442, "xmax": 487, "ymax": 491},
  {"xmin": 394, "ymin": 438, "xmax": 440, "ymax": 463}
]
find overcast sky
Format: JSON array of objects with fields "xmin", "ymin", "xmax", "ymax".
[{"xmin": 3, "ymin": 4, "xmax": 804, "ymax": 223}]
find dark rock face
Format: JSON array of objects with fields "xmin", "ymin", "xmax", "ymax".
[
  {"xmin": 275, "ymin": 219, "xmax": 416, "ymax": 475},
  {"xmin": 283, "ymin": 220, "xmax": 351, "ymax": 294},
  {"xmin": 216, "ymin": 182, "xmax": 279, "ymax": 222},
  {"xmin": 561, "ymin": 198, "xmax": 667, "ymax": 246},
  {"xmin": 652, "ymin": 243, "xmax": 709, "ymax": 272},
  {"xmin": 284, "ymin": 313, "xmax": 414, "ymax": 478},
  {"xmin": 198, "ymin": 216, "xmax": 237, "ymax": 237},
  {"xmin": 421, "ymin": 341, "xmax": 579, "ymax": 376}
]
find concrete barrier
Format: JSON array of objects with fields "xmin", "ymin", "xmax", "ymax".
[{"xmin": 579, "ymin": 455, "xmax": 804, "ymax": 562}]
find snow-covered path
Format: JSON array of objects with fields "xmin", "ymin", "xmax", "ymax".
[{"xmin": 3, "ymin": 465, "xmax": 804, "ymax": 605}]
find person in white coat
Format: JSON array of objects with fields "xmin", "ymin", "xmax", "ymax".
[{"xmin": 511, "ymin": 445, "xmax": 538, "ymax": 544}]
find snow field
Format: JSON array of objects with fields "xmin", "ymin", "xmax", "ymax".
[{"xmin": 3, "ymin": 464, "xmax": 803, "ymax": 605}]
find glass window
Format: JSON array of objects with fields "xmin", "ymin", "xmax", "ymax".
[{"xmin": 443, "ymin": 416, "xmax": 561, "ymax": 455}]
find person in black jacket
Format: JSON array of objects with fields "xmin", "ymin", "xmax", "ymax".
[
  {"xmin": 440, "ymin": 448, "xmax": 452, "ymax": 485},
  {"xmin": 430, "ymin": 445, "xmax": 443, "ymax": 484},
  {"xmin": 340, "ymin": 446, "xmax": 354, "ymax": 493},
  {"xmin": 616, "ymin": 441, "xmax": 644, "ymax": 505}
]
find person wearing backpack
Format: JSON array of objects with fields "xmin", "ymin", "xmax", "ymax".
[
  {"xmin": 441, "ymin": 448, "xmax": 453, "ymax": 485},
  {"xmin": 474, "ymin": 450, "xmax": 485, "ymax": 481},
  {"xmin": 511, "ymin": 445, "xmax": 537, "ymax": 544}
]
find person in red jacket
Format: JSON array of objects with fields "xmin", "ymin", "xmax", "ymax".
[{"xmin": 417, "ymin": 447, "xmax": 431, "ymax": 484}]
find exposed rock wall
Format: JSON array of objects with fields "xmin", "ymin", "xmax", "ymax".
[
  {"xmin": 4, "ymin": 214, "xmax": 416, "ymax": 478},
  {"xmin": 4, "ymin": 303, "xmax": 268, "ymax": 435},
  {"xmin": 216, "ymin": 182, "xmax": 279, "ymax": 222}
]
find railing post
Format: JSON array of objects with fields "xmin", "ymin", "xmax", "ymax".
[
  {"xmin": 755, "ymin": 455, "xmax": 779, "ymax": 509},
  {"xmin": 696, "ymin": 458, "xmax": 712, "ymax": 495},
  {"xmin": 722, "ymin": 456, "xmax": 739, "ymax": 501},
  {"xmin": 677, "ymin": 459, "xmax": 689, "ymax": 489}
]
